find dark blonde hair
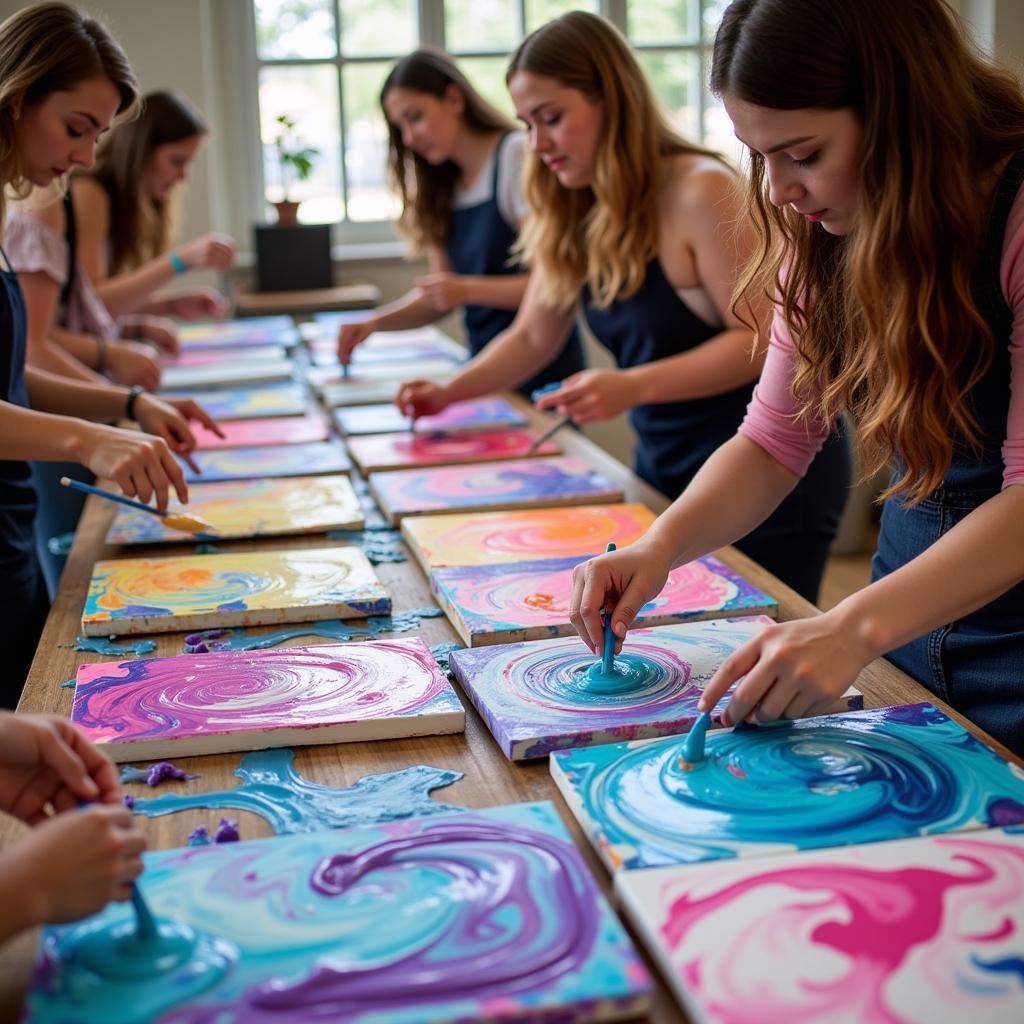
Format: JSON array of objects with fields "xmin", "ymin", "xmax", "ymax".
[
  {"xmin": 508, "ymin": 11, "xmax": 724, "ymax": 310},
  {"xmin": 0, "ymin": 2, "xmax": 138, "ymax": 227},
  {"xmin": 712, "ymin": 0, "xmax": 1024, "ymax": 504},
  {"xmin": 383, "ymin": 48, "xmax": 516, "ymax": 251},
  {"xmin": 86, "ymin": 89, "xmax": 208, "ymax": 272}
]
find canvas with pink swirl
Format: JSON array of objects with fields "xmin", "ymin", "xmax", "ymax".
[
  {"xmin": 616, "ymin": 826, "xmax": 1024, "ymax": 1024},
  {"xmin": 401, "ymin": 503, "xmax": 657, "ymax": 572},
  {"xmin": 71, "ymin": 637, "xmax": 464, "ymax": 760},
  {"xmin": 431, "ymin": 552, "xmax": 777, "ymax": 646},
  {"xmin": 190, "ymin": 413, "xmax": 329, "ymax": 450},
  {"xmin": 82, "ymin": 545, "xmax": 390, "ymax": 635},
  {"xmin": 346, "ymin": 427, "xmax": 560, "ymax": 475},
  {"xmin": 181, "ymin": 441, "xmax": 351, "ymax": 483}
]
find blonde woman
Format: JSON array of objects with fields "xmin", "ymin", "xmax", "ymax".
[
  {"xmin": 571, "ymin": 0, "xmax": 1024, "ymax": 756},
  {"xmin": 399, "ymin": 12, "xmax": 849, "ymax": 601},
  {"xmin": 338, "ymin": 48, "xmax": 585, "ymax": 396}
]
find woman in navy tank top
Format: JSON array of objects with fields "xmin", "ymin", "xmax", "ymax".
[
  {"xmin": 337, "ymin": 49, "xmax": 584, "ymax": 396},
  {"xmin": 399, "ymin": 13, "xmax": 849, "ymax": 603}
]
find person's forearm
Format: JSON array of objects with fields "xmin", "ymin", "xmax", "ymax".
[
  {"xmin": 25, "ymin": 367, "xmax": 129, "ymax": 422},
  {"xmin": 459, "ymin": 273, "xmax": 529, "ymax": 311},
  {"xmin": 25, "ymin": 332, "xmax": 104, "ymax": 384},
  {"xmin": 833, "ymin": 483, "xmax": 1024, "ymax": 660},
  {"xmin": 369, "ymin": 290, "xmax": 441, "ymax": 332},
  {"xmin": 0, "ymin": 398, "xmax": 92, "ymax": 462},
  {"xmin": 0, "ymin": 850, "xmax": 43, "ymax": 943},
  {"xmin": 644, "ymin": 434, "xmax": 801, "ymax": 567},
  {"xmin": 95, "ymin": 256, "xmax": 178, "ymax": 317},
  {"xmin": 624, "ymin": 327, "xmax": 763, "ymax": 404}
]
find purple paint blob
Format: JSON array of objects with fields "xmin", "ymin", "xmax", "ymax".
[
  {"xmin": 119, "ymin": 761, "xmax": 197, "ymax": 787},
  {"xmin": 214, "ymin": 818, "xmax": 240, "ymax": 843},
  {"xmin": 188, "ymin": 826, "xmax": 212, "ymax": 847}
]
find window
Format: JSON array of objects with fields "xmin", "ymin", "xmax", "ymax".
[{"xmin": 251, "ymin": 0, "xmax": 732, "ymax": 233}]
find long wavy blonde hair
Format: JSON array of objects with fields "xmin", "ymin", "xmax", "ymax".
[
  {"xmin": 508, "ymin": 11, "xmax": 724, "ymax": 310},
  {"xmin": 712, "ymin": 0, "xmax": 1024, "ymax": 504},
  {"xmin": 0, "ymin": 2, "xmax": 138, "ymax": 233},
  {"xmin": 383, "ymin": 49, "xmax": 517, "ymax": 252}
]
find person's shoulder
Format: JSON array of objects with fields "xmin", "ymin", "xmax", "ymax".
[
  {"xmin": 70, "ymin": 176, "xmax": 111, "ymax": 215},
  {"xmin": 671, "ymin": 153, "xmax": 740, "ymax": 214}
]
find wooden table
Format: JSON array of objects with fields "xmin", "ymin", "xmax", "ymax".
[
  {"xmin": 2, "ymin": 394, "xmax": 1018, "ymax": 1023},
  {"xmin": 234, "ymin": 283, "xmax": 381, "ymax": 317}
]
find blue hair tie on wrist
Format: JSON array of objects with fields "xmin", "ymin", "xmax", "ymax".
[{"xmin": 169, "ymin": 252, "xmax": 187, "ymax": 274}]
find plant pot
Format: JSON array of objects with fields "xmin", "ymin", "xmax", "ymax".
[{"xmin": 273, "ymin": 200, "xmax": 300, "ymax": 226}]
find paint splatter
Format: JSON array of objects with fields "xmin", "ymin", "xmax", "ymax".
[
  {"xmin": 131, "ymin": 747, "xmax": 464, "ymax": 835},
  {"xmin": 326, "ymin": 528, "xmax": 406, "ymax": 563},
  {"xmin": 120, "ymin": 761, "xmax": 198, "ymax": 787},
  {"xmin": 70, "ymin": 636, "xmax": 158, "ymax": 656},
  {"xmin": 214, "ymin": 818, "xmax": 240, "ymax": 843},
  {"xmin": 431, "ymin": 641, "xmax": 463, "ymax": 679},
  {"xmin": 187, "ymin": 825, "xmax": 212, "ymax": 847}
]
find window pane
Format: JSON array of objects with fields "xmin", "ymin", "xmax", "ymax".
[
  {"xmin": 637, "ymin": 50, "xmax": 701, "ymax": 141},
  {"xmin": 702, "ymin": 0, "xmax": 730, "ymax": 41},
  {"xmin": 628, "ymin": 0, "xmax": 698, "ymax": 45},
  {"xmin": 259, "ymin": 64, "xmax": 343, "ymax": 222},
  {"xmin": 458, "ymin": 56, "xmax": 516, "ymax": 118},
  {"xmin": 525, "ymin": 0, "xmax": 596, "ymax": 32},
  {"xmin": 340, "ymin": 0, "xmax": 416, "ymax": 57},
  {"xmin": 254, "ymin": 0, "xmax": 335, "ymax": 60},
  {"xmin": 446, "ymin": 0, "xmax": 518, "ymax": 53},
  {"xmin": 701, "ymin": 56, "xmax": 744, "ymax": 163},
  {"xmin": 343, "ymin": 61, "xmax": 402, "ymax": 222}
]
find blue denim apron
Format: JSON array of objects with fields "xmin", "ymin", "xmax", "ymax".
[
  {"xmin": 584, "ymin": 259, "xmax": 851, "ymax": 602},
  {"xmin": 445, "ymin": 133, "xmax": 585, "ymax": 396},
  {"xmin": 873, "ymin": 151, "xmax": 1024, "ymax": 755},
  {"xmin": 0, "ymin": 245, "xmax": 48, "ymax": 706}
]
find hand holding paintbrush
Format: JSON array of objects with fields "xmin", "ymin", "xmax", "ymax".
[{"xmin": 60, "ymin": 477, "xmax": 217, "ymax": 535}]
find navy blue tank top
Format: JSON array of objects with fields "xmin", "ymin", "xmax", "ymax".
[
  {"xmin": 583, "ymin": 259, "xmax": 753, "ymax": 496},
  {"xmin": 445, "ymin": 134, "xmax": 585, "ymax": 395}
]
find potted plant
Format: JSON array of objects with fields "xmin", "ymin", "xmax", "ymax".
[{"xmin": 270, "ymin": 113, "xmax": 319, "ymax": 226}]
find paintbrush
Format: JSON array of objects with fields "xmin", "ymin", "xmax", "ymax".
[
  {"xmin": 527, "ymin": 414, "xmax": 571, "ymax": 454},
  {"xmin": 60, "ymin": 477, "xmax": 216, "ymax": 535}
]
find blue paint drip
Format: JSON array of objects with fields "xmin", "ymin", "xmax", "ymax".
[
  {"xmin": 60, "ymin": 677, "xmax": 75, "ymax": 689},
  {"xmin": 180, "ymin": 606, "xmax": 444, "ymax": 654},
  {"xmin": 71, "ymin": 636, "xmax": 158, "ymax": 656},
  {"xmin": 131, "ymin": 747, "xmax": 465, "ymax": 835},
  {"xmin": 326, "ymin": 528, "xmax": 406, "ymax": 563},
  {"xmin": 679, "ymin": 710, "xmax": 713, "ymax": 768},
  {"xmin": 430, "ymin": 641, "xmax": 463, "ymax": 679},
  {"xmin": 194, "ymin": 542, "xmax": 225, "ymax": 555}
]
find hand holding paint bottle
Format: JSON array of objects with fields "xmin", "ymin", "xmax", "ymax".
[
  {"xmin": 569, "ymin": 537, "xmax": 672, "ymax": 656},
  {"xmin": 395, "ymin": 379, "xmax": 452, "ymax": 422}
]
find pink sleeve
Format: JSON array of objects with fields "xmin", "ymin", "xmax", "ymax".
[
  {"xmin": 3, "ymin": 213, "xmax": 66, "ymax": 284},
  {"xmin": 737, "ymin": 308, "xmax": 831, "ymax": 477},
  {"xmin": 999, "ymin": 184, "xmax": 1024, "ymax": 489}
]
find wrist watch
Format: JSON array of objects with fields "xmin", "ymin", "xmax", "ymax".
[{"xmin": 125, "ymin": 385, "xmax": 145, "ymax": 421}]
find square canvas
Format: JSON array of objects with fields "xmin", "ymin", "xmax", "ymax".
[
  {"xmin": 158, "ymin": 359, "xmax": 294, "ymax": 392},
  {"xmin": 178, "ymin": 316, "xmax": 298, "ymax": 349},
  {"xmin": 333, "ymin": 398, "xmax": 526, "ymax": 437},
  {"xmin": 347, "ymin": 428, "xmax": 560, "ymax": 475},
  {"xmin": 25, "ymin": 802, "xmax": 651, "ymax": 1024},
  {"xmin": 449, "ymin": 618, "xmax": 858, "ymax": 761},
  {"xmin": 550, "ymin": 703, "xmax": 1024, "ymax": 872},
  {"xmin": 310, "ymin": 340, "xmax": 462, "ymax": 367},
  {"xmin": 372, "ymin": 456, "xmax": 623, "ymax": 525},
  {"xmin": 71, "ymin": 637, "xmax": 464, "ymax": 760},
  {"xmin": 616, "ymin": 826, "xmax": 1024, "ymax": 1024},
  {"xmin": 191, "ymin": 412, "xmax": 329, "ymax": 450},
  {"xmin": 82, "ymin": 545, "xmax": 390, "ymax": 635},
  {"xmin": 321, "ymin": 376, "xmax": 453, "ymax": 408},
  {"xmin": 433, "ymin": 552, "xmax": 777, "ymax": 646},
  {"xmin": 306, "ymin": 358, "xmax": 458, "ymax": 390},
  {"xmin": 163, "ymin": 382, "xmax": 309, "ymax": 421},
  {"xmin": 182, "ymin": 441, "xmax": 351, "ymax": 483},
  {"xmin": 161, "ymin": 345, "xmax": 287, "ymax": 368},
  {"xmin": 105, "ymin": 475, "xmax": 363, "ymax": 545},
  {"xmin": 401, "ymin": 503, "xmax": 657, "ymax": 571}
]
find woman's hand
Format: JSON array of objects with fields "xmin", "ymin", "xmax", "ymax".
[
  {"xmin": 413, "ymin": 272, "xmax": 466, "ymax": 314},
  {"xmin": 0, "ymin": 713, "xmax": 122, "ymax": 821},
  {"xmin": 697, "ymin": 610, "xmax": 881, "ymax": 725},
  {"xmin": 134, "ymin": 394, "xmax": 223, "ymax": 468},
  {"xmin": 395, "ymin": 379, "xmax": 452, "ymax": 420},
  {"xmin": 105, "ymin": 340, "xmax": 162, "ymax": 391},
  {"xmin": 176, "ymin": 234, "xmax": 236, "ymax": 272},
  {"xmin": 169, "ymin": 288, "xmax": 231, "ymax": 321},
  {"xmin": 72, "ymin": 420, "xmax": 189, "ymax": 509},
  {"xmin": 536, "ymin": 368, "xmax": 642, "ymax": 423},
  {"xmin": 337, "ymin": 319, "xmax": 378, "ymax": 365},
  {"xmin": 569, "ymin": 540, "xmax": 673, "ymax": 654}
]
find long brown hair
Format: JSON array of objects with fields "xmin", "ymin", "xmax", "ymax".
[
  {"xmin": 85, "ymin": 89, "xmax": 207, "ymax": 272},
  {"xmin": 712, "ymin": 0, "xmax": 1024, "ymax": 504},
  {"xmin": 383, "ymin": 49, "xmax": 516, "ymax": 251},
  {"xmin": 508, "ymin": 11, "xmax": 724, "ymax": 310},
  {"xmin": 0, "ymin": 2, "xmax": 137, "ymax": 230}
]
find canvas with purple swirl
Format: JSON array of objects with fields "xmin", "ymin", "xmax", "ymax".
[
  {"xmin": 448, "ymin": 618, "xmax": 859, "ymax": 761},
  {"xmin": 346, "ymin": 428, "xmax": 560, "ymax": 475},
  {"xmin": 181, "ymin": 441, "xmax": 351, "ymax": 483},
  {"xmin": 432, "ymin": 551, "xmax": 776, "ymax": 646},
  {"xmin": 162, "ymin": 382, "xmax": 309, "ymax": 421},
  {"xmin": 71, "ymin": 637, "xmax": 464, "ymax": 761},
  {"xmin": 82, "ymin": 546, "xmax": 389, "ymax": 635},
  {"xmin": 333, "ymin": 398, "xmax": 525, "ymax": 437},
  {"xmin": 616, "ymin": 826, "xmax": 1024, "ymax": 1024},
  {"xmin": 371, "ymin": 456, "xmax": 623, "ymax": 525},
  {"xmin": 26, "ymin": 802, "xmax": 651, "ymax": 1024}
]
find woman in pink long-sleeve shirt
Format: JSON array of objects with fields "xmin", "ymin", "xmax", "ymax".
[{"xmin": 570, "ymin": 0, "xmax": 1024, "ymax": 756}]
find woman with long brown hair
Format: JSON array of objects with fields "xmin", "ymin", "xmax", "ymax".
[
  {"xmin": 399, "ymin": 12, "xmax": 849, "ymax": 602},
  {"xmin": 337, "ymin": 47, "xmax": 585, "ymax": 396},
  {"xmin": 571, "ymin": 0, "xmax": 1024, "ymax": 755}
]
